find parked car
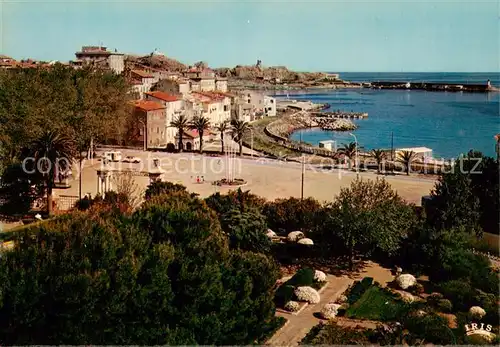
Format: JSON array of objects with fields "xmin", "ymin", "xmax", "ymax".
[
  {"xmin": 123, "ymin": 156, "xmax": 142, "ymax": 163},
  {"xmin": 102, "ymin": 151, "xmax": 122, "ymax": 162}
]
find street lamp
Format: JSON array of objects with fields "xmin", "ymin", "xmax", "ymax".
[
  {"xmin": 349, "ymin": 132, "xmax": 359, "ymax": 178},
  {"xmin": 249, "ymin": 127, "xmax": 254, "ymax": 158}
]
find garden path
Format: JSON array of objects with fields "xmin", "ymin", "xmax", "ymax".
[{"xmin": 267, "ymin": 261, "xmax": 393, "ymax": 346}]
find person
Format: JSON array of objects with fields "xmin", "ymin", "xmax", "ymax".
[
  {"xmin": 196, "ymin": 176, "xmax": 200, "ymax": 184},
  {"xmin": 201, "ymin": 176, "xmax": 205, "ymax": 182}
]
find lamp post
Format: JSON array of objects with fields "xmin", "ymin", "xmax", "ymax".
[
  {"xmin": 249, "ymin": 127, "xmax": 254, "ymax": 158},
  {"xmin": 349, "ymin": 132, "xmax": 359, "ymax": 179}
]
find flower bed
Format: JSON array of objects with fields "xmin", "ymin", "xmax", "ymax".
[
  {"xmin": 274, "ymin": 267, "xmax": 327, "ymax": 311},
  {"xmin": 345, "ymin": 284, "xmax": 408, "ymax": 321},
  {"xmin": 212, "ymin": 178, "xmax": 247, "ymax": 186}
]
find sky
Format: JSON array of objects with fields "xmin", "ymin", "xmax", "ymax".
[{"xmin": 1, "ymin": 0, "xmax": 499, "ymax": 72}]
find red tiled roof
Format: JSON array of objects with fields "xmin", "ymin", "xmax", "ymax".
[
  {"xmin": 192, "ymin": 91, "xmax": 226, "ymax": 102},
  {"xmin": 134, "ymin": 100, "xmax": 166, "ymax": 112},
  {"xmin": 131, "ymin": 69, "xmax": 154, "ymax": 78},
  {"xmin": 146, "ymin": 91, "xmax": 180, "ymax": 102}
]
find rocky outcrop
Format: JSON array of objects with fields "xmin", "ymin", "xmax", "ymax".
[
  {"xmin": 396, "ymin": 274, "xmax": 417, "ymax": 290},
  {"xmin": 214, "ymin": 65, "xmax": 327, "ymax": 83},
  {"xmin": 126, "ymin": 54, "xmax": 187, "ymax": 71},
  {"xmin": 316, "ymin": 118, "xmax": 357, "ymax": 131}
]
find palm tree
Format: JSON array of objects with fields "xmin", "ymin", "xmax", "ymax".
[
  {"xmin": 338, "ymin": 142, "xmax": 358, "ymax": 169},
  {"xmin": 189, "ymin": 115, "xmax": 210, "ymax": 154},
  {"xmin": 216, "ymin": 121, "xmax": 229, "ymax": 154},
  {"xmin": 398, "ymin": 150, "xmax": 416, "ymax": 175},
  {"xmin": 30, "ymin": 130, "xmax": 75, "ymax": 216},
  {"xmin": 371, "ymin": 149, "xmax": 386, "ymax": 174},
  {"xmin": 231, "ymin": 119, "xmax": 249, "ymax": 156},
  {"xmin": 171, "ymin": 115, "xmax": 189, "ymax": 152}
]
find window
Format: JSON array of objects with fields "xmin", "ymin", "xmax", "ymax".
[
  {"xmin": 270, "ymin": 99, "xmax": 274, "ymax": 104},
  {"xmin": 224, "ymin": 105, "xmax": 229, "ymax": 112},
  {"xmin": 157, "ymin": 127, "xmax": 160, "ymax": 133}
]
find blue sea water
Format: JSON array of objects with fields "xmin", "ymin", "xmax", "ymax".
[{"xmin": 283, "ymin": 73, "xmax": 500, "ymax": 159}]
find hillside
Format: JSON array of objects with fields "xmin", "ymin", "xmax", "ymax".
[{"xmin": 125, "ymin": 54, "xmax": 187, "ymax": 72}]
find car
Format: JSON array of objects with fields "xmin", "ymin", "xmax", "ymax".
[{"xmin": 123, "ymin": 156, "xmax": 142, "ymax": 163}]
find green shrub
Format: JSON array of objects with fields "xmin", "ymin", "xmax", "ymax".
[
  {"xmin": 300, "ymin": 322, "xmax": 370, "ymax": 345},
  {"xmin": 361, "ymin": 277, "xmax": 373, "ymax": 287},
  {"xmin": 437, "ymin": 299, "xmax": 453, "ymax": 313},
  {"xmin": 287, "ymin": 267, "xmax": 315, "ymax": 287},
  {"xmin": 404, "ymin": 313, "xmax": 456, "ymax": 345},
  {"xmin": 275, "ymin": 285, "xmax": 295, "ymax": 307},
  {"xmin": 439, "ymin": 280, "xmax": 477, "ymax": 311}
]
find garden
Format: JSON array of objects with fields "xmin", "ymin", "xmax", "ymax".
[
  {"xmin": 274, "ymin": 267, "xmax": 327, "ymax": 313},
  {"xmin": 300, "ymin": 272, "xmax": 500, "ymax": 346}
]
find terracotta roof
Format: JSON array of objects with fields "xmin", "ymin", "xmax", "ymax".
[
  {"xmin": 134, "ymin": 100, "xmax": 166, "ymax": 112},
  {"xmin": 146, "ymin": 91, "xmax": 180, "ymax": 102},
  {"xmin": 192, "ymin": 91, "xmax": 226, "ymax": 102},
  {"xmin": 131, "ymin": 69, "xmax": 154, "ymax": 78}
]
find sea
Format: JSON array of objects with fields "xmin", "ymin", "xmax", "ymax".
[{"xmin": 281, "ymin": 72, "xmax": 500, "ymax": 159}]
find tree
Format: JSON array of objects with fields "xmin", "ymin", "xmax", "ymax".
[
  {"xmin": 29, "ymin": 130, "xmax": 75, "ymax": 215},
  {"xmin": 397, "ymin": 150, "xmax": 416, "ymax": 175},
  {"xmin": 216, "ymin": 121, "xmax": 229, "ymax": 154},
  {"xmin": 171, "ymin": 115, "xmax": 189, "ymax": 152},
  {"xmin": 144, "ymin": 181, "xmax": 192, "ymax": 200},
  {"xmin": 189, "ymin": 115, "xmax": 210, "ymax": 154},
  {"xmin": 318, "ymin": 178, "xmax": 416, "ymax": 269},
  {"xmin": 338, "ymin": 142, "xmax": 358, "ymax": 169},
  {"xmin": 231, "ymin": 119, "xmax": 249, "ymax": 156},
  {"xmin": 220, "ymin": 209, "xmax": 272, "ymax": 253},
  {"xmin": 0, "ymin": 162, "xmax": 43, "ymax": 216},
  {"xmin": 0, "ymin": 191, "xmax": 280, "ymax": 345},
  {"xmin": 425, "ymin": 151, "xmax": 496, "ymax": 235},
  {"xmin": 262, "ymin": 197, "xmax": 324, "ymax": 234},
  {"xmin": 205, "ymin": 188, "xmax": 266, "ymax": 217},
  {"xmin": 370, "ymin": 149, "xmax": 386, "ymax": 174}
]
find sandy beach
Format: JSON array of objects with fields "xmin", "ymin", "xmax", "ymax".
[{"xmin": 57, "ymin": 148, "xmax": 436, "ymax": 207}]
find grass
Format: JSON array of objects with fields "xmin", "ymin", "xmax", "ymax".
[{"xmin": 345, "ymin": 285, "xmax": 407, "ymax": 321}]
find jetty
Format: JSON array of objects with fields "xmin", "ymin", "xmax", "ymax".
[
  {"xmin": 368, "ymin": 80, "xmax": 497, "ymax": 92},
  {"xmin": 311, "ymin": 110, "xmax": 368, "ymax": 119}
]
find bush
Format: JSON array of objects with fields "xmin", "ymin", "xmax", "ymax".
[
  {"xmin": 275, "ymin": 285, "xmax": 295, "ymax": 307},
  {"xmin": 437, "ymin": 299, "xmax": 453, "ymax": 313},
  {"xmin": 300, "ymin": 322, "xmax": 370, "ymax": 345},
  {"xmin": 254, "ymin": 316, "xmax": 287, "ymax": 344},
  {"xmin": 144, "ymin": 181, "xmax": 190, "ymax": 199},
  {"xmin": 262, "ymin": 197, "xmax": 324, "ymax": 233},
  {"xmin": 287, "ymin": 267, "xmax": 315, "ymax": 287},
  {"xmin": 439, "ymin": 280, "xmax": 477, "ymax": 311},
  {"xmin": 220, "ymin": 209, "xmax": 272, "ymax": 253},
  {"xmin": 404, "ymin": 313, "xmax": 456, "ymax": 345}
]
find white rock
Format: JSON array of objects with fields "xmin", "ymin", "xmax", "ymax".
[
  {"xmin": 320, "ymin": 303, "xmax": 341, "ymax": 319},
  {"xmin": 400, "ymin": 291, "xmax": 415, "ymax": 303},
  {"xmin": 314, "ymin": 270, "xmax": 326, "ymax": 282},
  {"xmin": 287, "ymin": 231, "xmax": 305, "ymax": 242},
  {"xmin": 284, "ymin": 300, "xmax": 300, "ymax": 312},
  {"xmin": 335, "ymin": 295, "xmax": 348, "ymax": 304},
  {"xmin": 294, "ymin": 286, "xmax": 320, "ymax": 304},
  {"xmin": 297, "ymin": 238, "xmax": 314, "ymax": 245},
  {"xmin": 396, "ymin": 274, "xmax": 417, "ymax": 290},
  {"xmin": 469, "ymin": 306, "xmax": 486, "ymax": 319},
  {"xmin": 266, "ymin": 229, "xmax": 277, "ymax": 238}
]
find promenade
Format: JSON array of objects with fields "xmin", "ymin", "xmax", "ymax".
[{"xmin": 58, "ymin": 148, "xmax": 435, "ymax": 207}]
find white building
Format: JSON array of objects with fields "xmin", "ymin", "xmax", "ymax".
[
  {"xmin": 215, "ymin": 77, "xmax": 228, "ymax": 92},
  {"xmin": 130, "ymin": 70, "xmax": 156, "ymax": 99},
  {"xmin": 74, "ymin": 46, "xmax": 124, "ymax": 74},
  {"xmin": 242, "ymin": 90, "xmax": 277, "ymax": 117},
  {"xmin": 396, "ymin": 147, "xmax": 433, "ymax": 161},
  {"xmin": 190, "ymin": 92, "xmax": 232, "ymax": 125},
  {"xmin": 264, "ymin": 96, "xmax": 277, "ymax": 117},
  {"xmin": 145, "ymin": 91, "xmax": 184, "ymax": 146}
]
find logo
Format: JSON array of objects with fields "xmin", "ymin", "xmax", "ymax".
[{"xmin": 464, "ymin": 322, "xmax": 493, "ymax": 336}]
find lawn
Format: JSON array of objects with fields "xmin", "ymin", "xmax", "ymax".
[{"xmin": 345, "ymin": 285, "xmax": 407, "ymax": 321}]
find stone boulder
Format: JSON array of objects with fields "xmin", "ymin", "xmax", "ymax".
[
  {"xmin": 469, "ymin": 306, "xmax": 486, "ymax": 319},
  {"xmin": 287, "ymin": 231, "xmax": 305, "ymax": 242},
  {"xmin": 297, "ymin": 238, "xmax": 314, "ymax": 245},
  {"xmin": 396, "ymin": 274, "xmax": 417, "ymax": 290},
  {"xmin": 294, "ymin": 286, "xmax": 320, "ymax": 304},
  {"xmin": 266, "ymin": 229, "xmax": 277, "ymax": 238},
  {"xmin": 320, "ymin": 303, "xmax": 341, "ymax": 319}
]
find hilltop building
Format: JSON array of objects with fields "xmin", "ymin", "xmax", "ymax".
[{"xmin": 72, "ymin": 46, "xmax": 125, "ymax": 74}]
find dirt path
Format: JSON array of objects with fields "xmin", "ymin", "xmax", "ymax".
[{"xmin": 267, "ymin": 261, "xmax": 393, "ymax": 346}]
